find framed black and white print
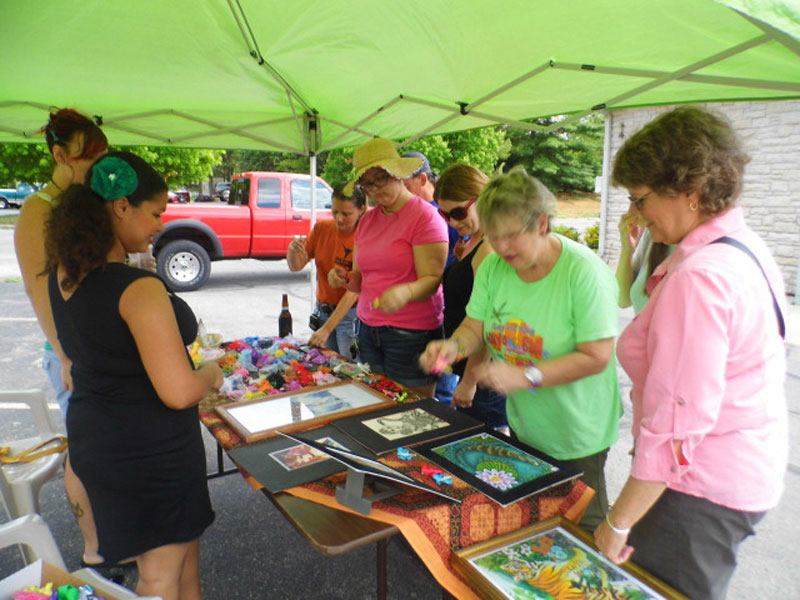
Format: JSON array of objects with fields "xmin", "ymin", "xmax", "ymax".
[{"xmin": 332, "ymin": 397, "xmax": 483, "ymax": 455}]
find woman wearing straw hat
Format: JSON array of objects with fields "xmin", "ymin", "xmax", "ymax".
[{"xmin": 331, "ymin": 138, "xmax": 448, "ymax": 397}]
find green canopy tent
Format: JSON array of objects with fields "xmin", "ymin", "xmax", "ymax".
[{"xmin": 1, "ymin": 0, "xmax": 798, "ymax": 155}]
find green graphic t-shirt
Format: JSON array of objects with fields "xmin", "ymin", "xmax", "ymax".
[{"xmin": 466, "ymin": 234, "xmax": 621, "ymax": 460}]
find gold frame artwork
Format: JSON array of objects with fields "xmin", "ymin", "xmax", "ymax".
[
  {"xmin": 216, "ymin": 380, "xmax": 395, "ymax": 444},
  {"xmin": 452, "ymin": 516, "xmax": 689, "ymax": 600}
]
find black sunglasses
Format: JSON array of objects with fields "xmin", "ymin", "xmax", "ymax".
[{"xmin": 438, "ymin": 197, "xmax": 476, "ymax": 221}]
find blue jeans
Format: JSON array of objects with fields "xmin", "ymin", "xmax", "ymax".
[
  {"xmin": 42, "ymin": 348, "xmax": 70, "ymax": 417},
  {"xmin": 457, "ymin": 385, "xmax": 507, "ymax": 430},
  {"xmin": 316, "ymin": 301, "xmax": 358, "ymax": 360},
  {"xmin": 358, "ymin": 323, "xmax": 442, "ymax": 389}
]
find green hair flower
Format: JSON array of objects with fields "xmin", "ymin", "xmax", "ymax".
[{"xmin": 90, "ymin": 156, "xmax": 138, "ymax": 201}]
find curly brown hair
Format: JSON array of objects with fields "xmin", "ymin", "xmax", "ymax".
[
  {"xmin": 612, "ymin": 106, "xmax": 749, "ymax": 216},
  {"xmin": 44, "ymin": 151, "xmax": 167, "ymax": 291}
]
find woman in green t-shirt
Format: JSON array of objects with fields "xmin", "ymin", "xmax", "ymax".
[{"xmin": 420, "ymin": 166, "xmax": 621, "ymax": 531}]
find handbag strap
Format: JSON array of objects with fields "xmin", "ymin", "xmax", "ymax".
[
  {"xmin": 0, "ymin": 436, "xmax": 68, "ymax": 464},
  {"xmin": 710, "ymin": 236, "xmax": 785, "ymax": 340}
]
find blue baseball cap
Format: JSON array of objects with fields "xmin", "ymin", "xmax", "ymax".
[{"xmin": 401, "ymin": 151, "xmax": 435, "ymax": 178}]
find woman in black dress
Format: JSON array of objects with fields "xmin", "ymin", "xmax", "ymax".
[
  {"xmin": 46, "ymin": 151, "xmax": 222, "ymax": 600},
  {"xmin": 434, "ymin": 164, "xmax": 507, "ymax": 430}
]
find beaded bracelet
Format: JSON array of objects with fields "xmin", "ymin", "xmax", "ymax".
[{"xmin": 605, "ymin": 513, "xmax": 631, "ymax": 535}]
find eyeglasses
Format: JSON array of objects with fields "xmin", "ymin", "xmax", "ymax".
[
  {"xmin": 358, "ymin": 172, "xmax": 392, "ymax": 192},
  {"xmin": 486, "ymin": 217, "xmax": 535, "ymax": 245},
  {"xmin": 438, "ymin": 197, "xmax": 476, "ymax": 222},
  {"xmin": 628, "ymin": 191, "xmax": 653, "ymax": 211}
]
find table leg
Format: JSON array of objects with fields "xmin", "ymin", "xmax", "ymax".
[
  {"xmin": 377, "ymin": 538, "xmax": 387, "ymax": 600},
  {"xmin": 207, "ymin": 440, "xmax": 239, "ymax": 479}
]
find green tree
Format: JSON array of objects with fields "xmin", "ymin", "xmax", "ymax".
[
  {"xmin": 0, "ymin": 144, "xmax": 53, "ymax": 185},
  {"xmin": 125, "ymin": 146, "xmax": 225, "ymax": 186},
  {"xmin": 0, "ymin": 143, "xmax": 225, "ymax": 187},
  {"xmin": 321, "ymin": 126, "xmax": 511, "ymax": 185},
  {"xmin": 504, "ymin": 114, "xmax": 604, "ymax": 192}
]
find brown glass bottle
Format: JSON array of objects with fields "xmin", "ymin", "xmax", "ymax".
[{"xmin": 278, "ymin": 293, "xmax": 293, "ymax": 338}]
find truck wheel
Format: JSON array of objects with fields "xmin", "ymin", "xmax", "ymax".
[
  {"xmin": 0, "ymin": 198, "xmax": 8, "ymax": 209},
  {"xmin": 157, "ymin": 240, "xmax": 211, "ymax": 292}
]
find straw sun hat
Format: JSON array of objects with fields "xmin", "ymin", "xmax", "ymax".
[{"xmin": 343, "ymin": 138, "xmax": 423, "ymax": 195}]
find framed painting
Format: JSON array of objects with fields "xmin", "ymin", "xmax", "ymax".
[
  {"xmin": 452, "ymin": 516, "xmax": 689, "ymax": 600},
  {"xmin": 280, "ymin": 432, "xmax": 461, "ymax": 503},
  {"xmin": 332, "ymin": 397, "xmax": 483, "ymax": 455},
  {"xmin": 216, "ymin": 380, "xmax": 395, "ymax": 443},
  {"xmin": 227, "ymin": 424, "xmax": 356, "ymax": 493},
  {"xmin": 415, "ymin": 429, "xmax": 581, "ymax": 507}
]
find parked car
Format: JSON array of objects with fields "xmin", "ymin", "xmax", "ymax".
[
  {"xmin": 155, "ymin": 172, "xmax": 333, "ymax": 291},
  {"xmin": 212, "ymin": 181, "xmax": 230, "ymax": 202},
  {"xmin": 169, "ymin": 190, "xmax": 191, "ymax": 203},
  {"xmin": 194, "ymin": 194, "xmax": 216, "ymax": 202},
  {"xmin": 0, "ymin": 183, "xmax": 36, "ymax": 209}
]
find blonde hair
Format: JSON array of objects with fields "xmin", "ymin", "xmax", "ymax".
[{"xmin": 477, "ymin": 165, "xmax": 557, "ymax": 232}]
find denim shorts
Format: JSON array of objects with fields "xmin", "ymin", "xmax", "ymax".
[
  {"xmin": 42, "ymin": 348, "xmax": 71, "ymax": 417},
  {"xmin": 357, "ymin": 323, "xmax": 443, "ymax": 389}
]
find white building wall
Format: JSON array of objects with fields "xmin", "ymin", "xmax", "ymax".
[{"xmin": 601, "ymin": 100, "xmax": 800, "ymax": 297}]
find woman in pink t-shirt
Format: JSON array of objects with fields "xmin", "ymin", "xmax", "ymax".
[
  {"xmin": 332, "ymin": 138, "xmax": 448, "ymax": 397},
  {"xmin": 595, "ymin": 107, "xmax": 788, "ymax": 600}
]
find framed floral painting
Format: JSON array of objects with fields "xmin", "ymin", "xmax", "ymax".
[
  {"xmin": 415, "ymin": 428, "xmax": 581, "ymax": 506},
  {"xmin": 452, "ymin": 516, "xmax": 689, "ymax": 600}
]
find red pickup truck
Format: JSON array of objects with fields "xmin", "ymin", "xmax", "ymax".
[{"xmin": 155, "ymin": 172, "xmax": 333, "ymax": 291}]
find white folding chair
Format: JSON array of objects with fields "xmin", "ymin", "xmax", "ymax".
[
  {"xmin": 0, "ymin": 390, "xmax": 66, "ymax": 519},
  {"xmin": 0, "ymin": 514, "xmax": 161, "ymax": 599}
]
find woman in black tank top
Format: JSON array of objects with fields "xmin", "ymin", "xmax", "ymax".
[{"xmin": 436, "ymin": 164, "xmax": 507, "ymax": 430}]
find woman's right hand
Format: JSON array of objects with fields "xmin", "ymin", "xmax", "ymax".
[
  {"xmin": 419, "ymin": 338, "xmax": 459, "ymax": 374},
  {"xmin": 618, "ymin": 208, "xmax": 644, "ymax": 252},
  {"xmin": 328, "ymin": 266, "xmax": 349, "ymax": 289},
  {"xmin": 452, "ymin": 379, "xmax": 476, "ymax": 409}
]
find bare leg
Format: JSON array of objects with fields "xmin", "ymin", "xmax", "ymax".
[
  {"xmin": 137, "ymin": 540, "xmax": 200, "ymax": 600},
  {"xmin": 64, "ymin": 456, "xmax": 101, "ymax": 564},
  {"xmin": 410, "ymin": 383, "xmax": 436, "ymax": 398},
  {"xmin": 178, "ymin": 539, "xmax": 202, "ymax": 600}
]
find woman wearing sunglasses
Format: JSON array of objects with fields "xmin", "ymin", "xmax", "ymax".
[
  {"xmin": 434, "ymin": 164, "xmax": 507, "ymax": 431},
  {"xmin": 420, "ymin": 166, "xmax": 621, "ymax": 531}
]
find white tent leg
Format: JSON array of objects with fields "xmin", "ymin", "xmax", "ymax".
[{"xmin": 309, "ymin": 154, "xmax": 317, "ymax": 317}]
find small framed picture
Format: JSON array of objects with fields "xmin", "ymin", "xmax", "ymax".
[
  {"xmin": 228, "ymin": 424, "xmax": 356, "ymax": 493},
  {"xmin": 415, "ymin": 429, "xmax": 581, "ymax": 506},
  {"xmin": 452, "ymin": 516, "xmax": 689, "ymax": 600},
  {"xmin": 332, "ymin": 397, "xmax": 483, "ymax": 455},
  {"xmin": 216, "ymin": 380, "xmax": 395, "ymax": 443}
]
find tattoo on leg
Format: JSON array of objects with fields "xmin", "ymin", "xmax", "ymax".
[{"xmin": 71, "ymin": 501, "xmax": 85, "ymax": 518}]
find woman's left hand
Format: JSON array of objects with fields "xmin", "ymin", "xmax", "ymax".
[
  {"xmin": 375, "ymin": 283, "xmax": 413, "ymax": 314},
  {"xmin": 474, "ymin": 361, "xmax": 529, "ymax": 395},
  {"xmin": 594, "ymin": 521, "xmax": 634, "ymax": 564}
]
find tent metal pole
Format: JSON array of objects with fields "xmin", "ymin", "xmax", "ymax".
[
  {"xmin": 401, "ymin": 96, "xmax": 548, "ymax": 132},
  {"xmin": 319, "ymin": 116, "xmax": 375, "ymax": 142},
  {"xmin": 288, "ymin": 91, "xmax": 309, "ymax": 156},
  {"xmin": 599, "ymin": 111, "xmax": 613, "ymax": 259},
  {"xmin": 732, "ymin": 9, "xmax": 800, "ymax": 58},
  {"xmin": 399, "ymin": 113, "xmax": 460, "ymax": 148},
  {"xmin": 228, "ymin": 0, "xmax": 314, "ymax": 116},
  {"xmin": 552, "ymin": 62, "xmax": 800, "ymax": 93},
  {"xmin": 467, "ymin": 62, "xmax": 552, "ymax": 109},
  {"xmin": 309, "ymin": 154, "xmax": 318, "ymax": 316},
  {"xmin": 316, "ymin": 96, "xmax": 403, "ymax": 153},
  {"xmin": 169, "ymin": 117, "xmax": 297, "ymax": 144}
]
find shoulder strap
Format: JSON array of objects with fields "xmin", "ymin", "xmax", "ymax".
[{"xmin": 710, "ymin": 236, "xmax": 785, "ymax": 339}]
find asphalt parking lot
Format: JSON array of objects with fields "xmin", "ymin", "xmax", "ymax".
[{"xmin": 1, "ymin": 225, "xmax": 798, "ymax": 598}]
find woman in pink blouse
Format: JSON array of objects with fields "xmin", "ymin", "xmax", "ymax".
[{"xmin": 595, "ymin": 107, "xmax": 788, "ymax": 600}]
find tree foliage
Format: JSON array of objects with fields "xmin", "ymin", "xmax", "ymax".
[
  {"xmin": 504, "ymin": 114, "xmax": 604, "ymax": 192},
  {"xmin": 0, "ymin": 143, "xmax": 224, "ymax": 187},
  {"xmin": 0, "ymin": 144, "xmax": 53, "ymax": 185},
  {"xmin": 125, "ymin": 146, "xmax": 225, "ymax": 186},
  {"xmin": 322, "ymin": 127, "xmax": 511, "ymax": 186}
]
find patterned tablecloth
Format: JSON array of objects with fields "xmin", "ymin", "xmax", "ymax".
[{"xmin": 200, "ymin": 385, "xmax": 593, "ymax": 600}]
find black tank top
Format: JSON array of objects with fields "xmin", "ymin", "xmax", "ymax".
[{"xmin": 442, "ymin": 239, "xmax": 484, "ymax": 377}]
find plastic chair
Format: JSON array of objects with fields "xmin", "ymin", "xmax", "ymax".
[
  {"xmin": 0, "ymin": 514, "xmax": 161, "ymax": 599},
  {"xmin": 0, "ymin": 390, "xmax": 67, "ymax": 519}
]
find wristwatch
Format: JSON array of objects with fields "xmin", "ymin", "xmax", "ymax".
[{"xmin": 523, "ymin": 365, "xmax": 543, "ymax": 388}]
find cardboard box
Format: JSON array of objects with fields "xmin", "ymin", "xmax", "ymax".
[{"xmin": 0, "ymin": 560, "xmax": 125, "ymax": 600}]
